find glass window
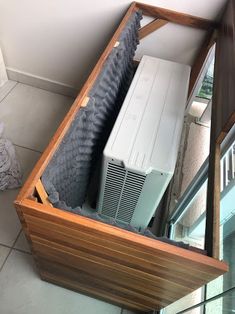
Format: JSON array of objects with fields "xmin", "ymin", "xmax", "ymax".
[
  {"xmin": 205, "ymin": 142, "xmax": 235, "ymax": 313},
  {"xmin": 171, "ymin": 180, "xmax": 207, "ymax": 250},
  {"xmin": 163, "ymin": 288, "xmax": 204, "ymax": 314},
  {"xmin": 205, "ymin": 289, "xmax": 235, "ymax": 314},
  {"xmin": 168, "ymin": 141, "xmax": 235, "ymax": 314},
  {"xmin": 197, "ymin": 59, "xmax": 214, "ymax": 100},
  {"xmin": 174, "ymin": 289, "xmax": 235, "ymax": 314}
]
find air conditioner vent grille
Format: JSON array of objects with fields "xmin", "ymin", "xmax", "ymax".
[
  {"xmin": 101, "ymin": 162, "xmax": 146, "ymax": 223},
  {"xmin": 102, "ymin": 163, "xmax": 125, "ymax": 217}
]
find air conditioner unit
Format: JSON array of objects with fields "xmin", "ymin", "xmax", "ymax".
[{"xmin": 97, "ymin": 55, "xmax": 190, "ymax": 229}]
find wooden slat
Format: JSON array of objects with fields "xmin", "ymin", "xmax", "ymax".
[
  {"xmin": 139, "ymin": 19, "xmax": 168, "ymax": 39},
  {"xmin": 136, "ymin": 2, "xmax": 217, "ymax": 30},
  {"xmin": 40, "ymin": 263, "xmax": 152, "ymax": 312},
  {"xmin": 16, "ymin": 199, "xmax": 228, "ymax": 311},
  {"xmin": 24, "ymin": 213, "xmax": 221, "ymax": 282},
  {"xmin": 204, "ymin": 38, "xmax": 220, "ymax": 257},
  {"xmin": 37, "ymin": 253, "xmax": 176, "ymax": 306},
  {"xmin": 188, "ymin": 30, "xmax": 216, "ymax": 98},
  {"xmin": 22, "ymin": 199, "xmax": 228, "ymax": 276},
  {"xmin": 32, "ymin": 235, "xmax": 175, "ymax": 308},
  {"xmin": 33, "ymin": 245, "xmax": 189, "ymax": 303},
  {"xmin": 211, "ymin": 0, "xmax": 235, "ymax": 143},
  {"xmin": 205, "ymin": 144, "xmax": 221, "ymax": 258},
  {"xmin": 30, "ymin": 234, "xmax": 198, "ymax": 295},
  {"xmin": 35, "ymin": 179, "xmax": 52, "ymax": 207},
  {"xmin": 34, "ymin": 241, "xmax": 168, "ymax": 309}
]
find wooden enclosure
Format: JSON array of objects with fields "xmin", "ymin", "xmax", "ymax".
[{"xmin": 14, "ymin": 2, "xmax": 231, "ymax": 312}]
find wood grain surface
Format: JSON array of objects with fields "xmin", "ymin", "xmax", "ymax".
[
  {"xmin": 139, "ymin": 19, "xmax": 168, "ymax": 39},
  {"xmin": 15, "ymin": 199, "xmax": 228, "ymax": 312},
  {"xmin": 211, "ymin": 0, "xmax": 235, "ymax": 143},
  {"xmin": 136, "ymin": 2, "xmax": 217, "ymax": 30}
]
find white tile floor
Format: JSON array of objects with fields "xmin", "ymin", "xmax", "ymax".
[{"xmin": 0, "ymin": 82, "xmax": 137, "ymax": 314}]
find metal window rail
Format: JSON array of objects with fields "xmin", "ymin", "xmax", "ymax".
[
  {"xmin": 177, "ymin": 285, "xmax": 235, "ymax": 314},
  {"xmin": 168, "ymin": 124, "xmax": 235, "ymax": 241},
  {"xmin": 221, "ymin": 142, "xmax": 235, "ymax": 193}
]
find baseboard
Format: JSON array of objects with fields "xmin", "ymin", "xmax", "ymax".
[{"xmin": 6, "ymin": 67, "xmax": 78, "ymax": 98}]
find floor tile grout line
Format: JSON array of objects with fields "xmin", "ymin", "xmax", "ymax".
[
  {"xmin": 12, "ymin": 247, "xmax": 32, "ymax": 255},
  {"xmin": 0, "ymin": 241, "xmax": 31, "ymax": 256},
  {"xmin": 0, "ymin": 230, "xmax": 22, "ymax": 272},
  {"xmin": 0, "ymin": 81, "xmax": 18, "ymax": 104},
  {"xmin": 0, "ymin": 249, "xmax": 12, "ymax": 272},
  {"xmin": 1, "ymin": 80, "xmax": 75, "ymax": 100},
  {"xmin": 14, "ymin": 143, "xmax": 42, "ymax": 154},
  {"xmin": 0, "ymin": 242, "xmax": 11, "ymax": 249},
  {"xmin": 11, "ymin": 80, "xmax": 76, "ymax": 99}
]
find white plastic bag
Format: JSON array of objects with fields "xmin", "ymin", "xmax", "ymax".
[{"xmin": 0, "ymin": 122, "xmax": 22, "ymax": 190}]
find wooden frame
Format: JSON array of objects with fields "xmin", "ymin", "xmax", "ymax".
[
  {"xmin": 14, "ymin": 2, "xmax": 229, "ymax": 312},
  {"xmin": 205, "ymin": 0, "xmax": 235, "ymax": 258},
  {"xmin": 139, "ymin": 18, "xmax": 168, "ymax": 39},
  {"xmin": 188, "ymin": 30, "xmax": 217, "ymax": 98},
  {"xmin": 136, "ymin": 2, "xmax": 218, "ymax": 30}
]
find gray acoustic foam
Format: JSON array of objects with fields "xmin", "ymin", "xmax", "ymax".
[{"xmin": 42, "ymin": 11, "xmax": 142, "ymax": 209}]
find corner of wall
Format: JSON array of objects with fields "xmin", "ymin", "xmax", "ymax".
[{"xmin": 0, "ymin": 48, "xmax": 8, "ymax": 87}]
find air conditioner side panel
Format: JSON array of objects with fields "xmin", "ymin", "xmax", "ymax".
[{"xmin": 130, "ymin": 171, "xmax": 172, "ymax": 228}]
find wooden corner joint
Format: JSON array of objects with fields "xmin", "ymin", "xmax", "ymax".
[
  {"xmin": 27, "ymin": 195, "xmax": 38, "ymax": 202},
  {"xmin": 35, "ymin": 179, "xmax": 53, "ymax": 207}
]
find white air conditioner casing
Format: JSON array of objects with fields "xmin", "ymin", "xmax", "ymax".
[{"xmin": 97, "ymin": 55, "xmax": 190, "ymax": 228}]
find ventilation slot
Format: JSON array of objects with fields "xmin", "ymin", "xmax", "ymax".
[
  {"xmin": 101, "ymin": 162, "xmax": 146, "ymax": 224},
  {"xmin": 102, "ymin": 163, "xmax": 125, "ymax": 218},
  {"xmin": 117, "ymin": 172, "xmax": 145, "ymax": 223}
]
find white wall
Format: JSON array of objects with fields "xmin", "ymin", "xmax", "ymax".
[{"xmin": 0, "ymin": 0, "xmax": 226, "ymax": 92}]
